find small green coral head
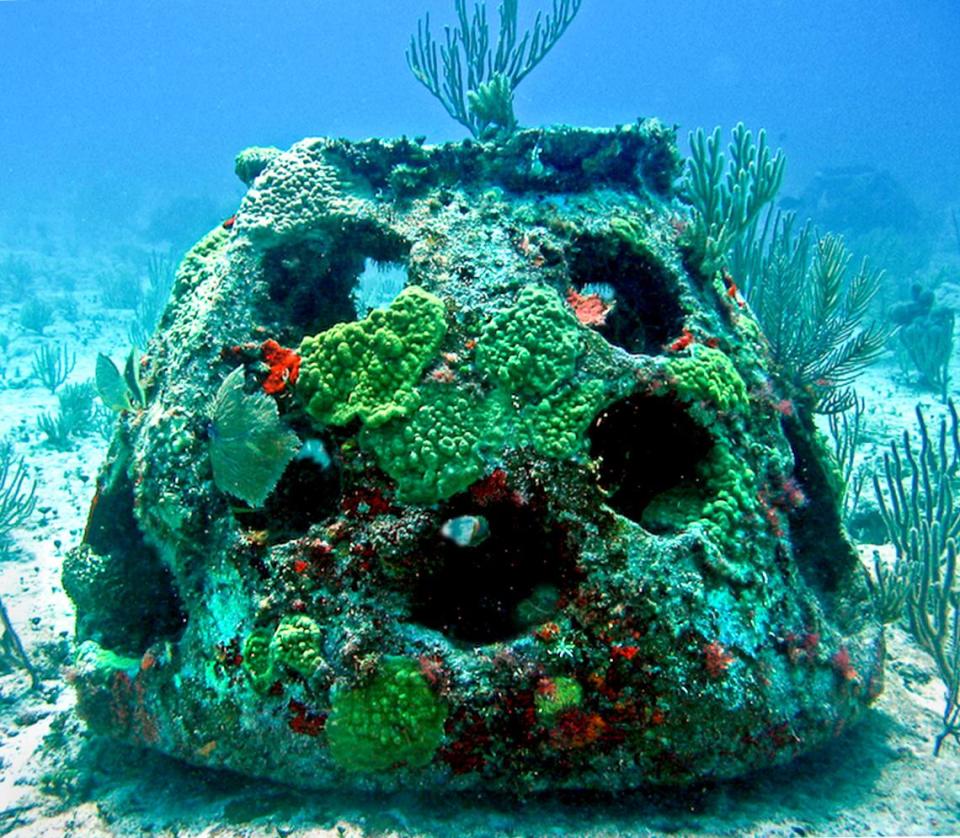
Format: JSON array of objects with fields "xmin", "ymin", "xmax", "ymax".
[
  {"xmin": 297, "ymin": 286, "xmax": 447, "ymax": 429},
  {"xmin": 326, "ymin": 656, "xmax": 446, "ymax": 773},
  {"xmin": 242, "ymin": 627, "xmax": 276, "ymax": 693},
  {"xmin": 270, "ymin": 614, "xmax": 324, "ymax": 679}
]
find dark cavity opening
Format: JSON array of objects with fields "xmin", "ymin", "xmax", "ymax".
[
  {"xmin": 238, "ymin": 437, "xmax": 342, "ymax": 544},
  {"xmin": 261, "ymin": 231, "xmax": 409, "ymax": 343},
  {"xmin": 408, "ymin": 496, "xmax": 577, "ymax": 644},
  {"xmin": 78, "ymin": 471, "xmax": 186, "ymax": 656},
  {"xmin": 588, "ymin": 394, "xmax": 713, "ymax": 525},
  {"xmin": 781, "ymin": 415, "xmax": 858, "ymax": 597},
  {"xmin": 569, "ymin": 232, "xmax": 685, "ymax": 355}
]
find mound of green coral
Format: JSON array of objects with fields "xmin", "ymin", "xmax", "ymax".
[
  {"xmin": 298, "ymin": 286, "xmax": 447, "ymax": 428},
  {"xmin": 326, "ymin": 657, "xmax": 447, "ymax": 772}
]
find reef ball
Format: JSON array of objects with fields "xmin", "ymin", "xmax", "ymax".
[{"xmin": 67, "ymin": 122, "xmax": 883, "ymax": 792}]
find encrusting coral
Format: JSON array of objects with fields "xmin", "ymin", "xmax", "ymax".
[{"xmin": 326, "ymin": 656, "xmax": 447, "ymax": 772}]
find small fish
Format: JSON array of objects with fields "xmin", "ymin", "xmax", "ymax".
[
  {"xmin": 440, "ymin": 515, "xmax": 489, "ymax": 548},
  {"xmin": 296, "ymin": 438, "xmax": 332, "ymax": 470}
]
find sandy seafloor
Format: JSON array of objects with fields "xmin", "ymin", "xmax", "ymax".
[{"xmin": 1, "ymin": 245, "xmax": 960, "ymax": 837}]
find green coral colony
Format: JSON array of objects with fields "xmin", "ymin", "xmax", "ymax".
[{"xmin": 64, "ymin": 124, "xmax": 883, "ymax": 791}]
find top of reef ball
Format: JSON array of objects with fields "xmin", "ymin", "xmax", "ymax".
[{"xmin": 67, "ymin": 0, "xmax": 883, "ymax": 795}]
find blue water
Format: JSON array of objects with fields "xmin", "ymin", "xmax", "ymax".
[
  {"xmin": 2, "ymin": 2, "xmax": 960, "ymax": 835},
  {"xmin": 1, "ymin": 0, "xmax": 958, "ymax": 251}
]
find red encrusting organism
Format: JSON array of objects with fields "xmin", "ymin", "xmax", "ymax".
[
  {"xmin": 722, "ymin": 271, "xmax": 746, "ymax": 308},
  {"xmin": 566, "ymin": 288, "xmax": 613, "ymax": 327},
  {"xmin": 703, "ymin": 641, "xmax": 735, "ymax": 679},
  {"xmin": 667, "ymin": 327, "xmax": 695, "ymax": 353},
  {"xmin": 341, "ymin": 487, "xmax": 395, "ymax": 518},
  {"xmin": 611, "ymin": 644, "xmax": 640, "ymax": 661},
  {"xmin": 287, "ymin": 699, "xmax": 326, "ymax": 736},
  {"xmin": 261, "ymin": 339, "xmax": 301, "ymax": 395},
  {"xmin": 831, "ymin": 647, "xmax": 860, "ymax": 683}
]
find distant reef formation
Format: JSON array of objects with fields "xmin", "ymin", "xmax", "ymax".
[{"xmin": 64, "ymin": 121, "xmax": 883, "ymax": 792}]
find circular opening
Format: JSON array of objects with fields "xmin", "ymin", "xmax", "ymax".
[
  {"xmin": 260, "ymin": 234, "xmax": 410, "ymax": 343},
  {"xmin": 408, "ymin": 496, "xmax": 577, "ymax": 644},
  {"xmin": 588, "ymin": 394, "xmax": 713, "ymax": 525},
  {"xmin": 570, "ymin": 233, "xmax": 685, "ymax": 355}
]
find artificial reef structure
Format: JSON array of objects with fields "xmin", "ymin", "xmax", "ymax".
[{"xmin": 65, "ymin": 121, "xmax": 883, "ymax": 792}]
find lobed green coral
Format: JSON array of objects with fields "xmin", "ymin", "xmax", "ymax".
[
  {"xmin": 325, "ymin": 656, "xmax": 446, "ymax": 773},
  {"xmin": 298, "ymin": 284, "xmax": 608, "ymax": 504},
  {"xmin": 298, "ymin": 287, "xmax": 447, "ymax": 429},
  {"xmin": 241, "ymin": 627, "xmax": 276, "ymax": 693},
  {"xmin": 361, "ymin": 384, "xmax": 502, "ymax": 503},
  {"xmin": 523, "ymin": 380, "xmax": 608, "ymax": 458},
  {"xmin": 668, "ymin": 346, "xmax": 747, "ymax": 412},
  {"xmin": 476, "ymin": 285, "xmax": 583, "ymax": 395},
  {"xmin": 270, "ymin": 615, "xmax": 324, "ymax": 679},
  {"xmin": 698, "ymin": 443, "xmax": 760, "ymax": 548},
  {"xmin": 640, "ymin": 444, "xmax": 758, "ymax": 551}
]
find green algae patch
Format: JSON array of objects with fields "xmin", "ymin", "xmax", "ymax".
[
  {"xmin": 326, "ymin": 656, "xmax": 446, "ymax": 773},
  {"xmin": 298, "ymin": 286, "xmax": 447, "ymax": 428},
  {"xmin": 535, "ymin": 676, "xmax": 583, "ymax": 724},
  {"xmin": 76, "ymin": 639, "xmax": 140, "ymax": 677}
]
